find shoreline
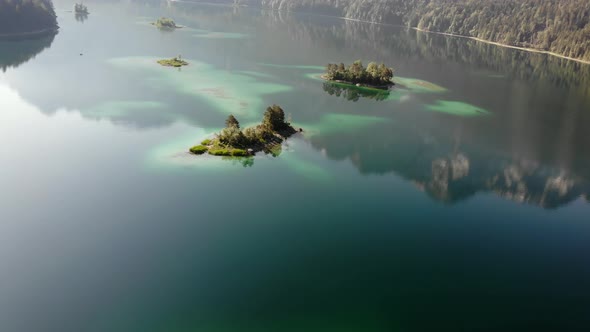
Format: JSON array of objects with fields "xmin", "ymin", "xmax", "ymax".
[
  {"xmin": 168, "ymin": 1, "xmax": 590, "ymax": 65},
  {"xmin": 0, "ymin": 27, "xmax": 59, "ymax": 40},
  {"xmin": 412, "ymin": 27, "xmax": 590, "ymax": 65},
  {"xmin": 320, "ymin": 75, "xmax": 393, "ymax": 90}
]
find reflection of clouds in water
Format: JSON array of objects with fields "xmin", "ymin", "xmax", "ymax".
[{"xmin": 84, "ymin": 101, "xmax": 178, "ymax": 128}]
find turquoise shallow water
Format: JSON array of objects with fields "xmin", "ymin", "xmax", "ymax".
[{"xmin": 1, "ymin": 1, "xmax": 590, "ymax": 331}]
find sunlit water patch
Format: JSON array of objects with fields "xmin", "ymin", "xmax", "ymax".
[
  {"xmin": 297, "ymin": 113, "xmax": 389, "ymax": 137},
  {"xmin": 108, "ymin": 57, "xmax": 292, "ymax": 120},
  {"xmin": 239, "ymin": 71, "xmax": 275, "ymax": 79},
  {"xmin": 303, "ymin": 72, "xmax": 324, "ymax": 81},
  {"xmin": 393, "ymin": 76, "xmax": 447, "ymax": 93},
  {"xmin": 425, "ymin": 100, "xmax": 491, "ymax": 117}
]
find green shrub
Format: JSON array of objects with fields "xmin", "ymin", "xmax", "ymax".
[
  {"xmin": 268, "ymin": 144, "xmax": 282, "ymax": 157},
  {"xmin": 201, "ymin": 139, "xmax": 212, "ymax": 145},
  {"xmin": 209, "ymin": 149, "xmax": 232, "ymax": 156},
  {"xmin": 189, "ymin": 145, "xmax": 208, "ymax": 155},
  {"xmin": 218, "ymin": 126, "xmax": 247, "ymax": 147},
  {"xmin": 231, "ymin": 149, "xmax": 248, "ymax": 157},
  {"xmin": 243, "ymin": 127, "xmax": 257, "ymax": 144}
]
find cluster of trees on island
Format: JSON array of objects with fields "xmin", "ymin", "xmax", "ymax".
[
  {"xmin": 0, "ymin": 0, "xmax": 58, "ymax": 36},
  {"xmin": 74, "ymin": 3, "xmax": 88, "ymax": 15},
  {"xmin": 190, "ymin": 105, "xmax": 298, "ymax": 157},
  {"xmin": 153, "ymin": 17, "xmax": 180, "ymax": 29},
  {"xmin": 324, "ymin": 61, "xmax": 394, "ymax": 87},
  {"xmin": 157, "ymin": 55, "xmax": 188, "ymax": 67}
]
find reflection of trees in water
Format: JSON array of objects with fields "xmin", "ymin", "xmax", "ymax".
[
  {"xmin": 0, "ymin": 0, "xmax": 58, "ymax": 35},
  {"xmin": 168, "ymin": 2, "xmax": 590, "ymax": 92},
  {"xmin": 322, "ymin": 82, "xmax": 389, "ymax": 102},
  {"xmin": 0, "ymin": 33, "xmax": 56, "ymax": 72},
  {"xmin": 308, "ymin": 120, "xmax": 590, "ymax": 209},
  {"xmin": 222, "ymin": 156, "xmax": 255, "ymax": 167},
  {"xmin": 75, "ymin": 13, "xmax": 89, "ymax": 23}
]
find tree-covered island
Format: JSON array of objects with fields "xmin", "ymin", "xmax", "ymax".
[
  {"xmin": 157, "ymin": 56, "xmax": 188, "ymax": 67},
  {"xmin": 323, "ymin": 60, "xmax": 394, "ymax": 88},
  {"xmin": 152, "ymin": 17, "xmax": 181, "ymax": 30},
  {"xmin": 74, "ymin": 3, "xmax": 89, "ymax": 14},
  {"xmin": 190, "ymin": 105, "xmax": 300, "ymax": 157}
]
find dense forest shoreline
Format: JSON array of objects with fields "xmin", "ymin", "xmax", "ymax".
[
  {"xmin": 197, "ymin": 0, "xmax": 590, "ymax": 64},
  {"xmin": 413, "ymin": 28, "xmax": 590, "ymax": 65}
]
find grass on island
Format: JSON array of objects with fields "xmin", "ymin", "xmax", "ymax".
[
  {"xmin": 190, "ymin": 105, "xmax": 299, "ymax": 158},
  {"xmin": 157, "ymin": 56, "xmax": 188, "ymax": 68},
  {"xmin": 189, "ymin": 145, "xmax": 208, "ymax": 155},
  {"xmin": 209, "ymin": 148, "xmax": 249, "ymax": 157}
]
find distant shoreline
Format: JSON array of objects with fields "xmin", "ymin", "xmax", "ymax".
[
  {"xmin": 0, "ymin": 27, "xmax": 59, "ymax": 40},
  {"xmin": 168, "ymin": 1, "xmax": 590, "ymax": 65},
  {"xmin": 411, "ymin": 27, "xmax": 590, "ymax": 65}
]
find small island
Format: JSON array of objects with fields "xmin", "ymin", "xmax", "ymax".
[
  {"xmin": 157, "ymin": 56, "xmax": 188, "ymax": 67},
  {"xmin": 74, "ymin": 3, "xmax": 89, "ymax": 15},
  {"xmin": 190, "ymin": 105, "xmax": 300, "ymax": 157},
  {"xmin": 323, "ymin": 60, "xmax": 394, "ymax": 89},
  {"xmin": 152, "ymin": 17, "xmax": 181, "ymax": 30}
]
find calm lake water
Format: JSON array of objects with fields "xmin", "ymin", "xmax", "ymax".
[{"xmin": 1, "ymin": 0, "xmax": 590, "ymax": 331}]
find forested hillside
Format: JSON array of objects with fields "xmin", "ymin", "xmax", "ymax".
[
  {"xmin": 0, "ymin": 0, "xmax": 58, "ymax": 35},
  {"xmin": 225, "ymin": 0, "xmax": 590, "ymax": 62}
]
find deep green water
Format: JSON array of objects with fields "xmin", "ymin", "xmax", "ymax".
[{"xmin": 1, "ymin": 1, "xmax": 590, "ymax": 331}]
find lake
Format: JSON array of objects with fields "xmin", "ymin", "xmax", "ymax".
[{"xmin": 1, "ymin": 0, "xmax": 590, "ymax": 331}]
